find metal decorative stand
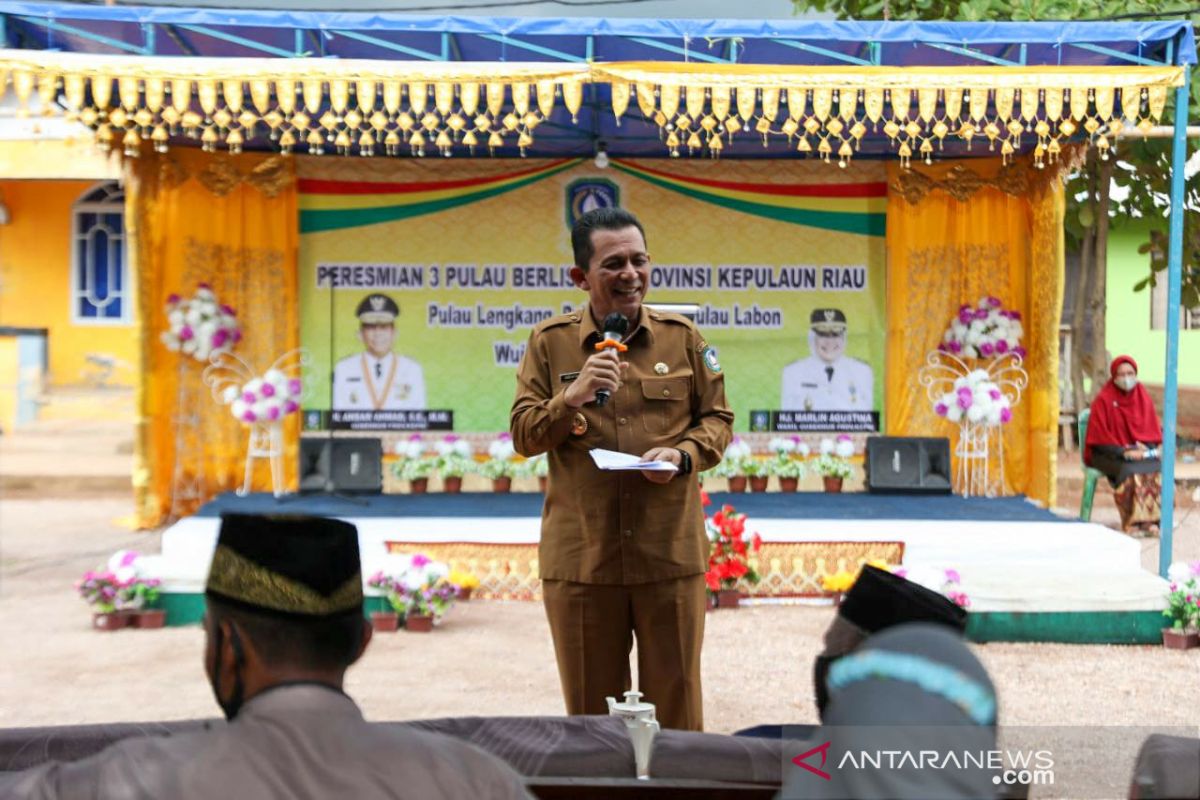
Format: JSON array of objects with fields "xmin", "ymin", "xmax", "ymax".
[
  {"xmin": 203, "ymin": 348, "xmax": 309, "ymax": 497},
  {"xmin": 918, "ymin": 351, "xmax": 1028, "ymax": 498},
  {"xmin": 168, "ymin": 358, "xmax": 205, "ymax": 521}
]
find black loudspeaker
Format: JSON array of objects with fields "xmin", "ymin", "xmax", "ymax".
[
  {"xmin": 865, "ymin": 436, "xmax": 952, "ymax": 494},
  {"xmin": 299, "ymin": 438, "xmax": 382, "ymax": 494}
]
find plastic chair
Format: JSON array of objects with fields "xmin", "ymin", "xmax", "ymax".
[{"xmin": 1077, "ymin": 408, "xmax": 1106, "ymax": 521}]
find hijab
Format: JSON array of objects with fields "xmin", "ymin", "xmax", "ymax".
[{"xmin": 1084, "ymin": 355, "xmax": 1163, "ymax": 463}]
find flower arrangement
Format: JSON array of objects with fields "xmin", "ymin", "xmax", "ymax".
[
  {"xmin": 821, "ymin": 559, "xmax": 892, "ymax": 595},
  {"xmin": 704, "ymin": 504, "xmax": 763, "ymax": 594},
  {"xmin": 932, "ymin": 369, "xmax": 1013, "ymax": 427},
  {"xmin": 479, "ymin": 432, "xmax": 519, "ymax": 480},
  {"xmin": 76, "ymin": 551, "xmax": 161, "ymax": 613},
  {"xmin": 1163, "ymin": 561, "xmax": 1200, "ymax": 631},
  {"xmin": 222, "ymin": 369, "xmax": 303, "ymax": 425},
  {"xmin": 368, "ymin": 554, "xmax": 456, "ymax": 620},
  {"xmin": 434, "ymin": 435, "xmax": 476, "ymax": 478},
  {"xmin": 938, "ymin": 296, "xmax": 1026, "ymax": 361},
  {"xmin": 822, "ymin": 562, "xmax": 970, "ymax": 609},
  {"xmin": 766, "ymin": 436, "xmax": 810, "ymax": 480},
  {"xmin": 162, "ymin": 283, "xmax": 241, "ymax": 363},
  {"xmin": 392, "ymin": 434, "xmax": 438, "ymax": 482},
  {"xmin": 895, "ymin": 565, "xmax": 972, "ymax": 609},
  {"xmin": 709, "ymin": 436, "xmax": 753, "ymax": 478},
  {"xmin": 447, "ymin": 569, "xmax": 480, "ymax": 599},
  {"xmin": 521, "ymin": 453, "xmax": 550, "ymax": 480},
  {"xmin": 813, "ymin": 436, "xmax": 855, "ymax": 479}
]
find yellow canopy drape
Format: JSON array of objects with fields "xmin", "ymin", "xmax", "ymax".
[
  {"xmin": 883, "ymin": 155, "xmax": 1066, "ymax": 507},
  {"xmin": 129, "ymin": 149, "xmax": 299, "ymax": 528}
]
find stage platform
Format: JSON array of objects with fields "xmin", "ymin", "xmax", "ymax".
[{"xmin": 150, "ymin": 491, "xmax": 1169, "ymax": 644}]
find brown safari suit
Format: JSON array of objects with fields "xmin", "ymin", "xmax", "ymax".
[{"xmin": 511, "ymin": 305, "xmax": 733, "ymax": 730}]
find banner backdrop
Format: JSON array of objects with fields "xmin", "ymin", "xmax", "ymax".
[{"xmin": 298, "ymin": 157, "xmax": 886, "ymax": 434}]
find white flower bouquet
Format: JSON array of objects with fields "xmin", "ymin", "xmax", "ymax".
[
  {"xmin": 162, "ymin": 283, "xmax": 241, "ymax": 363},
  {"xmin": 939, "ymin": 296, "xmax": 1026, "ymax": 361}
]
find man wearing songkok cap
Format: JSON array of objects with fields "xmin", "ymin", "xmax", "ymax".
[
  {"xmin": 780, "ymin": 308, "xmax": 874, "ymax": 412},
  {"xmin": 813, "ymin": 565, "xmax": 968, "ymax": 719},
  {"xmin": 1, "ymin": 514, "xmax": 531, "ymax": 799},
  {"xmin": 332, "ymin": 292, "xmax": 426, "ymax": 410}
]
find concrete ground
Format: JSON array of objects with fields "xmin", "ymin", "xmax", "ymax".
[
  {"xmin": 1, "ymin": 494, "xmax": 1198, "ymax": 736},
  {"xmin": 1, "ymin": 414, "xmax": 1198, "ymax": 737}
]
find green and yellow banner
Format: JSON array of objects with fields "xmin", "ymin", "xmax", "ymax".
[{"xmin": 298, "ymin": 157, "xmax": 887, "ymax": 433}]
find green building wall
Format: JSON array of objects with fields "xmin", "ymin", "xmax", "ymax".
[{"xmin": 1105, "ymin": 220, "xmax": 1200, "ymax": 387}]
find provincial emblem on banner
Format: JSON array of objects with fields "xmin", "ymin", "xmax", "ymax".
[{"xmin": 566, "ymin": 178, "xmax": 619, "ymax": 228}]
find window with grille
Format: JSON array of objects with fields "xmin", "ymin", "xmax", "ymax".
[{"xmin": 71, "ymin": 182, "xmax": 129, "ymax": 325}]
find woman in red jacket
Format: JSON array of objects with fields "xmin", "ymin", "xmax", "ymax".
[{"xmin": 1084, "ymin": 355, "xmax": 1164, "ymax": 534}]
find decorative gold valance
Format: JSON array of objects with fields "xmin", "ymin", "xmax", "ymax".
[
  {"xmin": 0, "ymin": 49, "xmax": 1184, "ymax": 166},
  {"xmin": 0, "ymin": 49, "xmax": 588, "ymax": 157},
  {"xmin": 591, "ymin": 63, "xmax": 1184, "ymax": 167}
]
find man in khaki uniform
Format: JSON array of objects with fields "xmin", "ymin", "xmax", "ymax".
[
  {"xmin": 511, "ymin": 207, "xmax": 733, "ymax": 731},
  {"xmin": 1, "ymin": 514, "xmax": 531, "ymax": 800}
]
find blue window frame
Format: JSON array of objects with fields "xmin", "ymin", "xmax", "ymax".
[{"xmin": 71, "ymin": 182, "xmax": 129, "ymax": 325}]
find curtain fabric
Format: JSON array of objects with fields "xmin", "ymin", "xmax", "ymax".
[
  {"xmin": 129, "ymin": 149, "xmax": 299, "ymax": 528},
  {"xmin": 883, "ymin": 156, "xmax": 1064, "ymax": 507}
]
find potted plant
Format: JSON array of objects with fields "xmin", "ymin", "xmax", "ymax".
[
  {"xmin": 392, "ymin": 434, "xmax": 436, "ymax": 494},
  {"xmin": 448, "ymin": 569, "xmax": 481, "ymax": 600},
  {"xmin": 435, "ymin": 435, "xmax": 475, "ymax": 493},
  {"xmin": 397, "ymin": 554, "xmax": 456, "ymax": 632},
  {"xmin": 480, "ymin": 433, "xmax": 518, "ymax": 492},
  {"xmin": 76, "ymin": 570, "xmax": 130, "ymax": 631},
  {"xmin": 713, "ymin": 437, "xmax": 753, "ymax": 492},
  {"xmin": 768, "ymin": 436, "xmax": 809, "ymax": 492},
  {"xmin": 524, "ymin": 453, "xmax": 550, "ymax": 493},
  {"xmin": 77, "ymin": 550, "xmax": 165, "ymax": 630},
  {"xmin": 741, "ymin": 458, "xmax": 768, "ymax": 492},
  {"xmin": 366, "ymin": 572, "xmax": 402, "ymax": 632},
  {"xmin": 1162, "ymin": 562, "xmax": 1200, "ymax": 649},
  {"xmin": 704, "ymin": 502, "xmax": 762, "ymax": 609},
  {"xmin": 814, "ymin": 435, "xmax": 856, "ymax": 492}
]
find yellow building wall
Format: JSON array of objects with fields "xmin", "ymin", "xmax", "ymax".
[
  {"xmin": 0, "ymin": 179, "xmax": 138, "ymax": 388},
  {"xmin": 0, "ymin": 337, "xmax": 18, "ymax": 432}
]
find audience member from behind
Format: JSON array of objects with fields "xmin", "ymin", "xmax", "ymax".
[
  {"xmin": 1084, "ymin": 355, "xmax": 1164, "ymax": 535},
  {"xmin": 783, "ymin": 623, "xmax": 999, "ymax": 800},
  {"xmin": 1, "ymin": 513, "xmax": 531, "ymax": 799},
  {"xmin": 813, "ymin": 565, "xmax": 968, "ymax": 720}
]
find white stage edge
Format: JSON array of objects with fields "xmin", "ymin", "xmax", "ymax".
[{"xmin": 153, "ymin": 515, "xmax": 1167, "ymax": 614}]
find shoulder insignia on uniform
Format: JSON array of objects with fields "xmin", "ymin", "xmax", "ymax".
[
  {"xmin": 702, "ymin": 347, "xmax": 722, "ymax": 374},
  {"xmin": 696, "ymin": 340, "xmax": 708, "ymax": 353}
]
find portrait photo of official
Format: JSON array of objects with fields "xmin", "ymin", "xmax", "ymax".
[
  {"xmin": 780, "ymin": 308, "xmax": 874, "ymax": 411},
  {"xmin": 332, "ymin": 293, "xmax": 426, "ymax": 411}
]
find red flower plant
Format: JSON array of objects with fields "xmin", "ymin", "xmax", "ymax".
[{"xmin": 704, "ymin": 504, "xmax": 762, "ymax": 594}]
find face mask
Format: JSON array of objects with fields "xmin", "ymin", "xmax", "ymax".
[
  {"xmin": 1116, "ymin": 376, "xmax": 1138, "ymax": 392},
  {"xmin": 210, "ymin": 623, "xmax": 246, "ymax": 721}
]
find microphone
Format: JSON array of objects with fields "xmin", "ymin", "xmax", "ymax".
[{"xmin": 593, "ymin": 312, "xmax": 629, "ymax": 408}]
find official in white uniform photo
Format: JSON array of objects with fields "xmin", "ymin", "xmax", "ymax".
[
  {"xmin": 781, "ymin": 308, "xmax": 874, "ymax": 411},
  {"xmin": 332, "ymin": 293, "xmax": 426, "ymax": 410}
]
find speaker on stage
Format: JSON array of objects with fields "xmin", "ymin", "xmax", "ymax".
[
  {"xmin": 299, "ymin": 438, "xmax": 383, "ymax": 494},
  {"xmin": 865, "ymin": 436, "xmax": 952, "ymax": 494}
]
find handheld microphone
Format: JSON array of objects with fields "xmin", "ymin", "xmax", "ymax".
[{"xmin": 594, "ymin": 312, "xmax": 629, "ymax": 408}]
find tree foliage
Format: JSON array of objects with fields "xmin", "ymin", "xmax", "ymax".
[{"xmin": 800, "ymin": 0, "xmax": 1199, "ymax": 404}]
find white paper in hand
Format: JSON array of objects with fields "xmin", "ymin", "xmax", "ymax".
[{"xmin": 589, "ymin": 448, "xmax": 678, "ymax": 472}]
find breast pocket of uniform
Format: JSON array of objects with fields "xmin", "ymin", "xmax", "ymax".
[{"xmin": 640, "ymin": 377, "xmax": 691, "ymax": 437}]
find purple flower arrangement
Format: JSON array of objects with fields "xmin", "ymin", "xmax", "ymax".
[
  {"xmin": 223, "ymin": 369, "xmax": 303, "ymax": 425},
  {"xmin": 933, "ymin": 370, "xmax": 1013, "ymax": 427},
  {"xmin": 161, "ymin": 284, "xmax": 241, "ymax": 363},
  {"xmin": 939, "ymin": 296, "xmax": 1026, "ymax": 361}
]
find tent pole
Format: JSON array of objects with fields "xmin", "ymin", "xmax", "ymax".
[{"xmin": 1159, "ymin": 64, "xmax": 1191, "ymax": 578}]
